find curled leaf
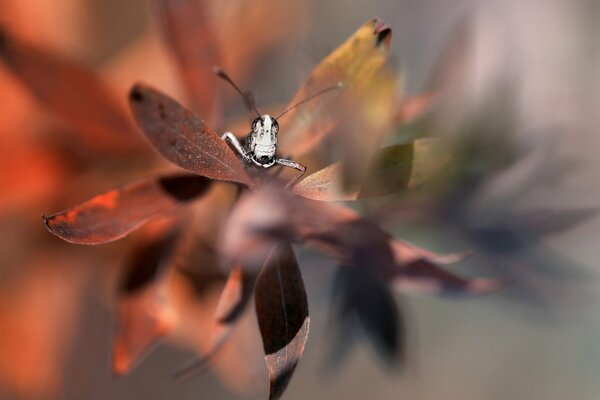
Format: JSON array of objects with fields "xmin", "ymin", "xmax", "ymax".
[
  {"xmin": 129, "ymin": 83, "xmax": 255, "ymax": 188},
  {"xmin": 0, "ymin": 28, "xmax": 137, "ymax": 153},
  {"xmin": 44, "ymin": 174, "xmax": 212, "ymax": 245},
  {"xmin": 255, "ymin": 244, "xmax": 309, "ymax": 400}
]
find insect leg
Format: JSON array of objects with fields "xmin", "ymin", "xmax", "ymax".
[
  {"xmin": 221, "ymin": 132, "xmax": 251, "ymax": 162},
  {"xmin": 275, "ymin": 158, "xmax": 307, "ymax": 189}
]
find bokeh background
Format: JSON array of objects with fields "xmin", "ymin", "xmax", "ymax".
[{"xmin": 1, "ymin": 0, "xmax": 600, "ymax": 399}]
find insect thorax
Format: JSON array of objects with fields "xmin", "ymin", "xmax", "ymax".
[{"xmin": 248, "ymin": 114, "xmax": 279, "ymax": 167}]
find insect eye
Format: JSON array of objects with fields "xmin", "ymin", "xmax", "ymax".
[{"xmin": 272, "ymin": 120, "xmax": 279, "ymax": 133}]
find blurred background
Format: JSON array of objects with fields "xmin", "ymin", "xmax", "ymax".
[{"xmin": 1, "ymin": 0, "xmax": 600, "ymax": 399}]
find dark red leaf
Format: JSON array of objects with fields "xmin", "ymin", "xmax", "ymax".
[
  {"xmin": 255, "ymin": 244, "xmax": 309, "ymax": 400},
  {"xmin": 44, "ymin": 174, "xmax": 212, "ymax": 245},
  {"xmin": 0, "ymin": 28, "xmax": 137, "ymax": 153},
  {"xmin": 154, "ymin": 0, "xmax": 219, "ymax": 119},
  {"xmin": 129, "ymin": 84, "xmax": 255, "ymax": 188},
  {"xmin": 119, "ymin": 228, "xmax": 181, "ymax": 295}
]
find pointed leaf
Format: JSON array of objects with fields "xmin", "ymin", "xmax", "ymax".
[
  {"xmin": 44, "ymin": 174, "xmax": 212, "ymax": 244},
  {"xmin": 129, "ymin": 84, "xmax": 255, "ymax": 187},
  {"xmin": 255, "ymin": 244, "xmax": 309, "ymax": 400},
  {"xmin": 155, "ymin": 0, "xmax": 219, "ymax": 118},
  {"xmin": 279, "ymin": 18, "xmax": 392, "ymax": 157},
  {"xmin": 0, "ymin": 29, "xmax": 137, "ymax": 153}
]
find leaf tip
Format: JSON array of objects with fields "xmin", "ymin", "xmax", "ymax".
[
  {"xmin": 372, "ymin": 18, "xmax": 392, "ymax": 48},
  {"xmin": 129, "ymin": 84, "xmax": 145, "ymax": 103},
  {"xmin": 469, "ymin": 278, "xmax": 512, "ymax": 294}
]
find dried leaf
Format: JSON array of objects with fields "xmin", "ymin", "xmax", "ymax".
[
  {"xmin": 155, "ymin": 0, "xmax": 219, "ymax": 119},
  {"xmin": 0, "ymin": 28, "xmax": 137, "ymax": 153},
  {"xmin": 255, "ymin": 244, "xmax": 309, "ymax": 400},
  {"xmin": 279, "ymin": 18, "xmax": 392, "ymax": 157},
  {"xmin": 44, "ymin": 174, "xmax": 212, "ymax": 245},
  {"xmin": 129, "ymin": 84, "xmax": 255, "ymax": 188}
]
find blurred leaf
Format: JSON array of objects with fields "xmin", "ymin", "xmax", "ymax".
[
  {"xmin": 214, "ymin": 0, "xmax": 309, "ymax": 81},
  {"xmin": 129, "ymin": 84, "xmax": 255, "ymax": 188},
  {"xmin": 119, "ymin": 228, "xmax": 181, "ymax": 295},
  {"xmin": 391, "ymin": 255, "xmax": 509, "ymax": 296},
  {"xmin": 44, "ymin": 174, "xmax": 212, "ymax": 244},
  {"xmin": 174, "ymin": 265, "xmax": 257, "ymax": 380},
  {"xmin": 112, "ymin": 285, "xmax": 172, "ymax": 376},
  {"xmin": 280, "ymin": 18, "xmax": 391, "ymax": 157},
  {"xmin": 0, "ymin": 28, "xmax": 137, "ymax": 153},
  {"xmin": 224, "ymin": 186, "xmax": 504, "ymax": 297},
  {"xmin": 255, "ymin": 244, "xmax": 309, "ymax": 400},
  {"xmin": 331, "ymin": 264, "xmax": 404, "ymax": 367},
  {"xmin": 155, "ymin": 0, "xmax": 219, "ymax": 119},
  {"xmin": 394, "ymin": 92, "xmax": 437, "ymax": 124},
  {"xmin": 294, "ymin": 138, "xmax": 449, "ymax": 201}
]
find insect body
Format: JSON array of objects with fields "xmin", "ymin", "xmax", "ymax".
[{"xmin": 215, "ymin": 67, "xmax": 339, "ymax": 188}]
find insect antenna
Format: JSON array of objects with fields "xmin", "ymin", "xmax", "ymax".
[
  {"xmin": 213, "ymin": 66, "xmax": 261, "ymax": 117},
  {"xmin": 275, "ymin": 82, "xmax": 343, "ymax": 120}
]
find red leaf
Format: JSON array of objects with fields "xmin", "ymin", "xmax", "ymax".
[
  {"xmin": 155, "ymin": 0, "xmax": 219, "ymax": 119},
  {"xmin": 129, "ymin": 84, "xmax": 255, "ymax": 188},
  {"xmin": 0, "ymin": 29, "xmax": 137, "ymax": 153},
  {"xmin": 255, "ymin": 244, "xmax": 309, "ymax": 400},
  {"xmin": 44, "ymin": 174, "xmax": 212, "ymax": 245},
  {"xmin": 112, "ymin": 285, "xmax": 172, "ymax": 376}
]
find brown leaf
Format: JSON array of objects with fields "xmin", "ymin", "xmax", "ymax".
[
  {"xmin": 0, "ymin": 28, "xmax": 137, "ymax": 153},
  {"xmin": 44, "ymin": 174, "xmax": 212, "ymax": 245},
  {"xmin": 255, "ymin": 244, "xmax": 309, "ymax": 400},
  {"xmin": 155, "ymin": 0, "xmax": 219, "ymax": 120},
  {"xmin": 129, "ymin": 83, "xmax": 255, "ymax": 188},
  {"xmin": 279, "ymin": 18, "xmax": 392, "ymax": 157}
]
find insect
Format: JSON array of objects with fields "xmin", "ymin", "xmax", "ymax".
[{"xmin": 214, "ymin": 67, "xmax": 341, "ymax": 188}]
